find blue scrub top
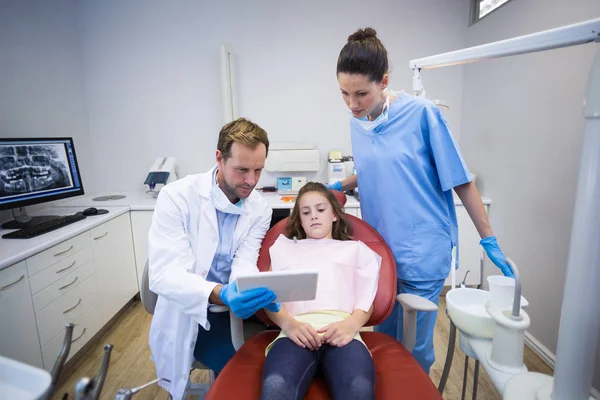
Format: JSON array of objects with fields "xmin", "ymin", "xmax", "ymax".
[{"xmin": 350, "ymin": 93, "xmax": 472, "ymax": 281}]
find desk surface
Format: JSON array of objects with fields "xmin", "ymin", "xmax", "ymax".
[
  {"xmin": 55, "ymin": 190, "xmax": 490, "ymax": 211},
  {"xmin": 0, "ymin": 206, "xmax": 129, "ymax": 271},
  {"xmin": 56, "ymin": 191, "xmax": 157, "ymax": 211},
  {"xmin": 56, "ymin": 191, "xmax": 362, "ymax": 211}
]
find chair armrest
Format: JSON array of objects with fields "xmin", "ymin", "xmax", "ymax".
[
  {"xmin": 397, "ymin": 294, "xmax": 438, "ymax": 353},
  {"xmin": 230, "ymin": 313, "xmax": 245, "ymax": 351},
  {"xmin": 397, "ymin": 293, "xmax": 438, "ymax": 312}
]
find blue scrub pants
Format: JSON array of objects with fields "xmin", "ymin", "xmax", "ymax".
[
  {"xmin": 374, "ymin": 278, "xmax": 445, "ymax": 374},
  {"xmin": 193, "ymin": 311, "xmax": 236, "ymax": 374}
]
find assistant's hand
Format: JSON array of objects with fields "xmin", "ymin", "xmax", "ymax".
[
  {"xmin": 480, "ymin": 236, "xmax": 514, "ymax": 278},
  {"xmin": 325, "ymin": 181, "xmax": 343, "ymax": 192},
  {"xmin": 219, "ymin": 281, "xmax": 276, "ymax": 319},
  {"xmin": 317, "ymin": 319, "xmax": 360, "ymax": 347},
  {"xmin": 281, "ymin": 318, "xmax": 322, "ymax": 350}
]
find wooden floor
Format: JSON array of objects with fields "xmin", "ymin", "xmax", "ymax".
[{"xmin": 53, "ymin": 296, "xmax": 552, "ymax": 400}]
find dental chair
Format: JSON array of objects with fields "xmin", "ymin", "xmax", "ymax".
[{"xmin": 205, "ymin": 191, "xmax": 443, "ymax": 399}]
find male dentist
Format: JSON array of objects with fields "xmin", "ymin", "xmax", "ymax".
[{"xmin": 148, "ymin": 118, "xmax": 278, "ymax": 400}]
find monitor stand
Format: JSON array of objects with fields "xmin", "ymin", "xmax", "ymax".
[{"xmin": 1, "ymin": 208, "xmax": 59, "ymax": 230}]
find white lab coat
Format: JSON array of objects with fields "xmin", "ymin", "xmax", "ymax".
[{"xmin": 147, "ymin": 166, "xmax": 272, "ymax": 400}]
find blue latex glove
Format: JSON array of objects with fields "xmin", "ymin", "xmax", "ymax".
[
  {"xmin": 219, "ymin": 282, "xmax": 277, "ymax": 319},
  {"xmin": 480, "ymin": 236, "xmax": 514, "ymax": 278},
  {"xmin": 326, "ymin": 181, "xmax": 343, "ymax": 192},
  {"xmin": 265, "ymin": 302, "xmax": 281, "ymax": 313}
]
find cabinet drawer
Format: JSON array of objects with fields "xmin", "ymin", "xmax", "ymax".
[
  {"xmin": 0, "ymin": 262, "xmax": 44, "ymax": 368},
  {"xmin": 36, "ymin": 274, "xmax": 99, "ymax": 347},
  {"xmin": 27, "ymin": 232, "xmax": 91, "ymax": 277},
  {"xmin": 41, "ymin": 302, "xmax": 103, "ymax": 371},
  {"xmin": 33, "ymin": 260, "xmax": 95, "ymax": 313},
  {"xmin": 29, "ymin": 246, "xmax": 93, "ymax": 295}
]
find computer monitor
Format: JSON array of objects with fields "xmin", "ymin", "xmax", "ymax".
[{"xmin": 0, "ymin": 137, "xmax": 85, "ymax": 229}]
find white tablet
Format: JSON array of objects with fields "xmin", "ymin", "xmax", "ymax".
[{"xmin": 236, "ymin": 270, "xmax": 319, "ymax": 303}]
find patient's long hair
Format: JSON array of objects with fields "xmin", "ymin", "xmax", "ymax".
[{"xmin": 285, "ymin": 182, "xmax": 353, "ymax": 241}]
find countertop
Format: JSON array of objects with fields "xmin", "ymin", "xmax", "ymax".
[{"xmin": 0, "ymin": 206, "xmax": 129, "ymax": 271}]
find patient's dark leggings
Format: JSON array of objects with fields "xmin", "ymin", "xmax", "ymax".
[{"xmin": 260, "ymin": 338, "xmax": 375, "ymax": 400}]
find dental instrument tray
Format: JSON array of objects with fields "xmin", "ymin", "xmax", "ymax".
[{"xmin": 237, "ymin": 270, "xmax": 319, "ymax": 303}]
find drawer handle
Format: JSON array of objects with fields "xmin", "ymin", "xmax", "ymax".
[
  {"xmin": 58, "ymin": 276, "xmax": 79, "ymax": 291},
  {"xmin": 93, "ymin": 232, "xmax": 108, "ymax": 240},
  {"xmin": 71, "ymin": 328, "xmax": 87, "ymax": 343},
  {"xmin": 56, "ymin": 261, "xmax": 77, "ymax": 274},
  {"xmin": 54, "ymin": 245, "xmax": 74, "ymax": 257},
  {"xmin": 0, "ymin": 275, "xmax": 24, "ymax": 291},
  {"xmin": 63, "ymin": 298, "xmax": 82, "ymax": 314}
]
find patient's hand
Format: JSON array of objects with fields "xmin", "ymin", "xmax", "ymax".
[
  {"xmin": 281, "ymin": 319, "xmax": 322, "ymax": 351},
  {"xmin": 317, "ymin": 319, "xmax": 360, "ymax": 347}
]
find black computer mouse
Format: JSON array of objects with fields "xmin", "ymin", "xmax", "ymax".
[{"xmin": 83, "ymin": 207, "xmax": 99, "ymax": 216}]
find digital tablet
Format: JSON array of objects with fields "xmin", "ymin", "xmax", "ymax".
[{"xmin": 236, "ymin": 270, "xmax": 319, "ymax": 303}]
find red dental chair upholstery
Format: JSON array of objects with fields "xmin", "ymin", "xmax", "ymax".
[{"xmin": 206, "ymin": 191, "xmax": 442, "ymax": 399}]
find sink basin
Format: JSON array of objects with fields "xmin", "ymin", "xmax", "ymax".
[
  {"xmin": 446, "ymin": 288, "xmax": 495, "ymax": 339},
  {"xmin": 446, "ymin": 288, "xmax": 529, "ymax": 339},
  {"xmin": 0, "ymin": 355, "xmax": 51, "ymax": 400}
]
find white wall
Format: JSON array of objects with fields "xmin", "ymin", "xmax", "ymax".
[
  {"xmin": 79, "ymin": 0, "xmax": 469, "ymax": 192},
  {"xmin": 459, "ymin": 0, "xmax": 600, "ymax": 392},
  {"xmin": 0, "ymin": 0, "xmax": 92, "ymax": 223}
]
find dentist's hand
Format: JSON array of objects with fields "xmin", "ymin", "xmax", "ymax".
[
  {"xmin": 480, "ymin": 236, "xmax": 514, "ymax": 278},
  {"xmin": 325, "ymin": 181, "xmax": 343, "ymax": 192},
  {"xmin": 219, "ymin": 282, "xmax": 276, "ymax": 319},
  {"xmin": 265, "ymin": 302, "xmax": 281, "ymax": 313}
]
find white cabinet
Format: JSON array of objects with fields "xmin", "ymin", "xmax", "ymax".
[
  {"xmin": 0, "ymin": 261, "xmax": 44, "ymax": 369},
  {"xmin": 91, "ymin": 213, "xmax": 138, "ymax": 324},
  {"xmin": 1, "ymin": 210, "xmax": 141, "ymax": 371},
  {"xmin": 130, "ymin": 211, "xmax": 153, "ymax": 288},
  {"xmin": 41, "ymin": 302, "xmax": 103, "ymax": 370}
]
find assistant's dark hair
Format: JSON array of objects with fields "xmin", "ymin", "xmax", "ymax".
[{"xmin": 336, "ymin": 27, "xmax": 388, "ymax": 83}]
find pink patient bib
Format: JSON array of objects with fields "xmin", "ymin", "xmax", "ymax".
[{"xmin": 268, "ymin": 235, "xmax": 381, "ymax": 316}]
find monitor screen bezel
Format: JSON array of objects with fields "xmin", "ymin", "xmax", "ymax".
[{"xmin": 0, "ymin": 137, "xmax": 85, "ymax": 211}]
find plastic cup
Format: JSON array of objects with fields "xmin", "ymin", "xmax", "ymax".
[{"xmin": 487, "ymin": 275, "xmax": 516, "ymax": 311}]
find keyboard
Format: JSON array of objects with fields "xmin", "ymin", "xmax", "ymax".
[{"xmin": 2, "ymin": 214, "xmax": 87, "ymax": 239}]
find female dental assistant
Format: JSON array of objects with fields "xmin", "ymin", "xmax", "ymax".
[{"xmin": 328, "ymin": 28, "xmax": 514, "ymax": 374}]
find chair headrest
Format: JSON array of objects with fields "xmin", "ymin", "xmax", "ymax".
[{"xmin": 332, "ymin": 190, "xmax": 347, "ymax": 207}]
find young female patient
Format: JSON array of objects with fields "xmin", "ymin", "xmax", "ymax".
[{"xmin": 261, "ymin": 182, "xmax": 381, "ymax": 400}]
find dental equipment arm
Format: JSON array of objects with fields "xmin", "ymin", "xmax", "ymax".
[
  {"xmin": 90, "ymin": 344, "xmax": 113, "ymax": 400},
  {"xmin": 50, "ymin": 323, "xmax": 74, "ymax": 388},
  {"xmin": 410, "ymin": 18, "xmax": 600, "ymax": 71}
]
